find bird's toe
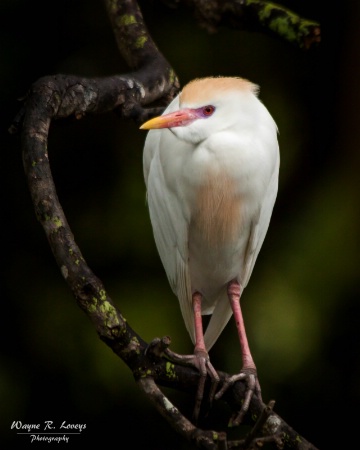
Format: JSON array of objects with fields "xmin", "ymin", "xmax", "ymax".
[
  {"xmin": 215, "ymin": 367, "xmax": 262, "ymax": 426},
  {"xmin": 192, "ymin": 351, "xmax": 220, "ymax": 422}
]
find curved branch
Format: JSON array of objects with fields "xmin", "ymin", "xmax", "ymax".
[
  {"xmin": 10, "ymin": 0, "xmax": 321, "ymax": 449},
  {"xmin": 9, "ymin": 0, "xmax": 180, "ymax": 136},
  {"xmin": 162, "ymin": 0, "xmax": 321, "ymax": 50}
]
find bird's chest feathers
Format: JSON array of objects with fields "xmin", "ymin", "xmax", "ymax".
[{"xmin": 190, "ymin": 170, "xmax": 242, "ymax": 246}]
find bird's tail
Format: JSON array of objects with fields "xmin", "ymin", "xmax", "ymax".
[{"xmin": 203, "ymin": 292, "xmax": 233, "ymax": 351}]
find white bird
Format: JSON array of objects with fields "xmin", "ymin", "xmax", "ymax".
[{"xmin": 140, "ymin": 76, "xmax": 279, "ymax": 424}]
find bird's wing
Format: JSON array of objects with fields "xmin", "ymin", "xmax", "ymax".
[
  {"xmin": 241, "ymin": 166, "xmax": 279, "ymax": 288},
  {"xmin": 144, "ymin": 129, "xmax": 196, "ymax": 345},
  {"xmin": 204, "ymin": 164, "xmax": 279, "ymax": 351}
]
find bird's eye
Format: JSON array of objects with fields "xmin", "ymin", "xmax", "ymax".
[{"xmin": 202, "ymin": 105, "xmax": 215, "ymax": 117}]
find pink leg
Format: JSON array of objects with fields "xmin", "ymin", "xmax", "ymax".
[
  {"xmin": 164, "ymin": 291, "xmax": 219, "ymax": 422},
  {"xmin": 193, "ymin": 291, "xmax": 206, "ymax": 353},
  {"xmin": 227, "ymin": 280, "xmax": 256, "ymax": 370},
  {"xmin": 192, "ymin": 291, "xmax": 219, "ymax": 420},
  {"xmin": 215, "ymin": 279, "xmax": 262, "ymax": 426}
]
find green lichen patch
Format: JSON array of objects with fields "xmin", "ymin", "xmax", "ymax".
[
  {"xmin": 52, "ymin": 216, "xmax": 62, "ymax": 228},
  {"xmin": 135, "ymin": 36, "xmax": 148, "ymax": 49},
  {"xmin": 257, "ymin": 2, "xmax": 274, "ymax": 21},
  {"xmin": 165, "ymin": 361, "xmax": 177, "ymax": 379},
  {"xmin": 99, "ymin": 289, "xmax": 107, "ymax": 301},
  {"xmin": 88, "ymin": 299, "xmax": 98, "ymax": 314},
  {"xmin": 270, "ymin": 17, "xmax": 297, "ymax": 43},
  {"xmin": 99, "ymin": 298, "xmax": 115, "ymax": 315},
  {"xmin": 118, "ymin": 14, "xmax": 137, "ymax": 26}
]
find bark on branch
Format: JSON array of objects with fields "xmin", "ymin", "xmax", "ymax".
[
  {"xmin": 161, "ymin": 0, "xmax": 320, "ymax": 49},
  {"xmin": 10, "ymin": 0, "xmax": 321, "ymax": 449}
]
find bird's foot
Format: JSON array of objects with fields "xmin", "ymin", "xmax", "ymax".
[
  {"xmin": 215, "ymin": 367, "xmax": 262, "ymax": 426},
  {"xmin": 164, "ymin": 347, "xmax": 220, "ymax": 422}
]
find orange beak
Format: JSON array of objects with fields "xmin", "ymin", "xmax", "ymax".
[{"xmin": 140, "ymin": 108, "xmax": 197, "ymax": 130}]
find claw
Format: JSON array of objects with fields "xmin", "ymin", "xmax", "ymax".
[
  {"xmin": 215, "ymin": 367, "xmax": 262, "ymax": 426},
  {"xmin": 165, "ymin": 347, "xmax": 219, "ymax": 422},
  {"xmin": 192, "ymin": 349, "xmax": 220, "ymax": 421}
]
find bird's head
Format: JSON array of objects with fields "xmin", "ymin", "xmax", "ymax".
[{"xmin": 140, "ymin": 77, "xmax": 260, "ymax": 144}]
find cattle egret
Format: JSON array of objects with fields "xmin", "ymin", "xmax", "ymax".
[{"xmin": 140, "ymin": 76, "xmax": 279, "ymax": 424}]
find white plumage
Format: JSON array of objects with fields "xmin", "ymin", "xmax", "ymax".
[{"xmin": 141, "ymin": 76, "xmax": 279, "ymax": 421}]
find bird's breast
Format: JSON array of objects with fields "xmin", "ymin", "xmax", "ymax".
[{"xmin": 191, "ymin": 169, "xmax": 242, "ymax": 247}]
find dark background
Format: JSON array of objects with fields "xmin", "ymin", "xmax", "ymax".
[{"xmin": 2, "ymin": 0, "xmax": 359, "ymax": 448}]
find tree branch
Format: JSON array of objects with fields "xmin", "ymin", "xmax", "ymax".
[
  {"xmin": 160, "ymin": 0, "xmax": 320, "ymax": 50},
  {"xmin": 10, "ymin": 0, "xmax": 321, "ymax": 448}
]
